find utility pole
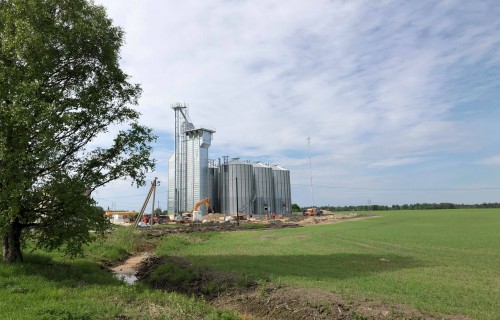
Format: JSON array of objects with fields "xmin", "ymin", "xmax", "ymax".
[
  {"xmin": 150, "ymin": 179, "xmax": 156, "ymax": 227},
  {"xmin": 235, "ymin": 177, "xmax": 240, "ymax": 226},
  {"xmin": 134, "ymin": 177, "xmax": 159, "ymax": 228},
  {"xmin": 307, "ymin": 137, "xmax": 314, "ymax": 207}
]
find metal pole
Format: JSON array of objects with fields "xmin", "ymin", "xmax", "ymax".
[
  {"xmin": 307, "ymin": 137, "xmax": 314, "ymax": 206},
  {"xmin": 236, "ymin": 177, "xmax": 240, "ymax": 226}
]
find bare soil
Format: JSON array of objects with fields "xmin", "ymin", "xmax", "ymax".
[
  {"xmin": 143, "ymin": 212, "xmax": 376, "ymax": 237},
  {"xmin": 145, "ymin": 220, "xmax": 301, "ymax": 236},
  {"xmin": 294, "ymin": 213, "xmax": 380, "ymax": 226},
  {"xmin": 135, "ymin": 255, "xmax": 472, "ymax": 320}
]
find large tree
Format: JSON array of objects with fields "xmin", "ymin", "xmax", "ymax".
[{"xmin": 0, "ymin": 0, "xmax": 156, "ymax": 263}]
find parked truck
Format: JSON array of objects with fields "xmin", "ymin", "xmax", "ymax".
[{"xmin": 303, "ymin": 207, "xmax": 323, "ymax": 216}]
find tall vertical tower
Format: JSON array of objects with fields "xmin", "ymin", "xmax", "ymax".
[{"xmin": 168, "ymin": 104, "xmax": 215, "ymax": 216}]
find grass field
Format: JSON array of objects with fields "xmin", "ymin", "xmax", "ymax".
[
  {"xmin": 0, "ymin": 227, "xmax": 238, "ymax": 320},
  {"xmin": 154, "ymin": 209, "xmax": 500, "ymax": 319}
]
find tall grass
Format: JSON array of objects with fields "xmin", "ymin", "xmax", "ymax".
[{"xmin": 154, "ymin": 209, "xmax": 500, "ymax": 319}]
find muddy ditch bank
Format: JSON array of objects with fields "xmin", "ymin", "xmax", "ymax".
[
  {"xmin": 134, "ymin": 255, "xmax": 472, "ymax": 320},
  {"xmin": 110, "ymin": 253, "xmax": 150, "ymax": 284}
]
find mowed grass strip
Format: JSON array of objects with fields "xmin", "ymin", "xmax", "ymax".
[{"xmin": 155, "ymin": 209, "xmax": 500, "ymax": 319}]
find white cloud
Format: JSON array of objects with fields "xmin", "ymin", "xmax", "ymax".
[{"xmin": 92, "ymin": 0, "xmax": 500, "ymax": 207}]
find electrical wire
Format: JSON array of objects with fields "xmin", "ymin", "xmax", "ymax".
[{"xmin": 291, "ymin": 183, "xmax": 500, "ymax": 191}]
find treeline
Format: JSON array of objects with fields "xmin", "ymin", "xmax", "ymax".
[{"xmin": 315, "ymin": 203, "xmax": 500, "ymax": 212}]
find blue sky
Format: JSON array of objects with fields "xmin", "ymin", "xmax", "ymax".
[{"xmin": 93, "ymin": 0, "xmax": 500, "ymax": 211}]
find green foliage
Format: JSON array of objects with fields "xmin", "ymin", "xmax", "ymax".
[
  {"xmin": 84, "ymin": 226, "xmax": 145, "ymax": 263},
  {"xmin": 148, "ymin": 261, "xmax": 198, "ymax": 289},
  {"xmin": 0, "ymin": 0, "xmax": 156, "ymax": 262},
  {"xmin": 323, "ymin": 202, "xmax": 500, "ymax": 212},
  {"xmin": 291, "ymin": 203, "xmax": 301, "ymax": 211}
]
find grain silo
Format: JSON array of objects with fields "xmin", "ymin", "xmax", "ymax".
[
  {"xmin": 253, "ymin": 162, "xmax": 274, "ymax": 216},
  {"xmin": 168, "ymin": 103, "xmax": 215, "ymax": 216},
  {"xmin": 219, "ymin": 158, "xmax": 255, "ymax": 215},
  {"xmin": 167, "ymin": 153, "xmax": 176, "ymax": 219},
  {"xmin": 272, "ymin": 165, "xmax": 291, "ymax": 215},
  {"xmin": 208, "ymin": 159, "xmax": 218, "ymax": 213}
]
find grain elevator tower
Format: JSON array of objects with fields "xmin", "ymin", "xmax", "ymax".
[{"xmin": 168, "ymin": 103, "xmax": 215, "ymax": 216}]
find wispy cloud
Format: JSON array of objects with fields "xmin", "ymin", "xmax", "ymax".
[
  {"xmin": 477, "ymin": 156, "xmax": 500, "ymax": 166},
  {"xmin": 93, "ymin": 0, "xmax": 500, "ymax": 207},
  {"xmin": 369, "ymin": 157, "xmax": 427, "ymax": 169}
]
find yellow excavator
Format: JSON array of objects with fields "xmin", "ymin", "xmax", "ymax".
[
  {"xmin": 181, "ymin": 197, "xmax": 211, "ymax": 222},
  {"xmin": 194, "ymin": 197, "xmax": 211, "ymax": 213}
]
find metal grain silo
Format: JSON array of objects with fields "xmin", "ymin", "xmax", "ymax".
[
  {"xmin": 253, "ymin": 162, "xmax": 274, "ymax": 216},
  {"xmin": 218, "ymin": 159, "xmax": 229, "ymax": 214},
  {"xmin": 167, "ymin": 153, "xmax": 176, "ymax": 218},
  {"xmin": 219, "ymin": 158, "xmax": 254, "ymax": 215},
  {"xmin": 208, "ymin": 160, "xmax": 218, "ymax": 213},
  {"xmin": 272, "ymin": 165, "xmax": 291, "ymax": 215}
]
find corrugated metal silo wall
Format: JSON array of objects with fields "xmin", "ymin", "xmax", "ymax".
[
  {"xmin": 253, "ymin": 164, "xmax": 274, "ymax": 215},
  {"xmin": 272, "ymin": 166, "xmax": 292, "ymax": 214},
  {"xmin": 178, "ymin": 121, "xmax": 194, "ymax": 213},
  {"xmin": 185, "ymin": 134, "xmax": 195, "ymax": 213},
  {"xmin": 185, "ymin": 130, "xmax": 210, "ymax": 214},
  {"xmin": 167, "ymin": 153, "xmax": 175, "ymax": 215},
  {"xmin": 218, "ymin": 164, "xmax": 229, "ymax": 214},
  {"xmin": 208, "ymin": 166, "xmax": 218, "ymax": 212},
  {"xmin": 219, "ymin": 161, "xmax": 254, "ymax": 214}
]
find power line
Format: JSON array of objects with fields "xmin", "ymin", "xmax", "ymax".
[
  {"xmin": 94, "ymin": 193, "xmax": 145, "ymax": 199},
  {"xmin": 292, "ymin": 183, "xmax": 500, "ymax": 191}
]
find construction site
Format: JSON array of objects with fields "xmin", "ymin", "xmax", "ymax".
[{"xmin": 166, "ymin": 103, "xmax": 292, "ymax": 221}]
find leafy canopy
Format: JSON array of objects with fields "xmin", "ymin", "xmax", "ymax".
[{"xmin": 0, "ymin": 0, "xmax": 156, "ymax": 257}]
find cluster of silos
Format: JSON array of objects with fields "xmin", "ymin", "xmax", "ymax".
[
  {"xmin": 208, "ymin": 158, "xmax": 292, "ymax": 215},
  {"xmin": 167, "ymin": 103, "xmax": 292, "ymax": 217}
]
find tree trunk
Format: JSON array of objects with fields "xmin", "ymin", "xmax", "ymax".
[{"xmin": 2, "ymin": 218, "xmax": 23, "ymax": 263}]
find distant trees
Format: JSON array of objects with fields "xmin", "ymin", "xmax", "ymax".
[
  {"xmin": 291, "ymin": 203, "xmax": 301, "ymax": 212},
  {"xmin": 320, "ymin": 203, "xmax": 500, "ymax": 212}
]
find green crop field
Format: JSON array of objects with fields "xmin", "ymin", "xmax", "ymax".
[{"xmin": 154, "ymin": 209, "xmax": 500, "ymax": 319}]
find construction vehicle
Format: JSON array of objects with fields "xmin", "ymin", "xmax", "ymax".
[
  {"xmin": 104, "ymin": 211, "xmax": 138, "ymax": 217},
  {"xmin": 181, "ymin": 197, "xmax": 211, "ymax": 222},
  {"xmin": 303, "ymin": 207, "xmax": 323, "ymax": 216}
]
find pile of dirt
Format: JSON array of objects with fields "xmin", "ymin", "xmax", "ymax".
[
  {"xmin": 264, "ymin": 220, "xmax": 301, "ymax": 229},
  {"xmin": 147, "ymin": 223, "xmax": 237, "ymax": 235},
  {"xmin": 203, "ymin": 213, "xmax": 224, "ymax": 222},
  {"xmin": 135, "ymin": 256, "xmax": 471, "ymax": 320},
  {"xmin": 213, "ymin": 285, "xmax": 440, "ymax": 320},
  {"xmin": 145, "ymin": 221, "xmax": 299, "ymax": 236}
]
